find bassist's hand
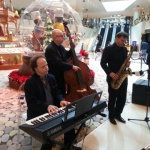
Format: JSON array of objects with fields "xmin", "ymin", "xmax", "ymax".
[{"xmin": 72, "ymin": 65, "xmax": 80, "ymax": 71}]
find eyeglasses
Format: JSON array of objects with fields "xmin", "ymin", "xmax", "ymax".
[{"xmin": 56, "ymin": 35, "xmax": 64, "ymax": 38}]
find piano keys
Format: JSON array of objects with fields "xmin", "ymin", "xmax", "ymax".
[{"xmin": 26, "ymin": 106, "xmax": 75, "ymax": 125}]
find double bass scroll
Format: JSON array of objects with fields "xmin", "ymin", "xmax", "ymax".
[{"xmin": 63, "ymin": 21, "xmax": 97, "ymax": 102}]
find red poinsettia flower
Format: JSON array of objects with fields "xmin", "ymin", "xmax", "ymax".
[{"xmin": 8, "ymin": 70, "xmax": 30, "ymax": 84}]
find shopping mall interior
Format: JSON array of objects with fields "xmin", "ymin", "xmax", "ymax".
[{"xmin": 0, "ymin": 0, "xmax": 150, "ymax": 150}]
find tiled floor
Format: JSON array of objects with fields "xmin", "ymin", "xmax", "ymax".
[
  {"xmin": 78, "ymin": 103, "xmax": 150, "ymax": 150},
  {"xmin": 0, "ymin": 52, "xmax": 150, "ymax": 150}
]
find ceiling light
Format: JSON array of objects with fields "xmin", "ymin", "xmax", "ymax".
[{"xmin": 102, "ymin": 0, "xmax": 136, "ymax": 12}]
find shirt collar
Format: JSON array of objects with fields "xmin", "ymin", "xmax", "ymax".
[
  {"xmin": 52, "ymin": 41, "xmax": 61, "ymax": 48},
  {"xmin": 40, "ymin": 75, "xmax": 47, "ymax": 81},
  {"xmin": 114, "ymin": 43, "xmax": 123, "ymax": 50},
  {"xmin": 34, "ymin": 73, "xmax": 47, "ymax": 80}
]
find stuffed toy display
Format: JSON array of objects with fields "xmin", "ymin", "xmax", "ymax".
[
  {"xmin": 30, "ymin": 11, "xmax": 45, "ymax": 38},
  {"xmin": 53, "ymin": 8, "xmax": 65, "ymax": 31},
  {"xmin": 30, "ymin": 11, "xmax": 45, "ymax": 51}
]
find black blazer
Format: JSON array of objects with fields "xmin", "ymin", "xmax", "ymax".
[
  {"xmin": 45, "ymin": 41, "xmax": 73, "ymax": 86},
  {"xmin": 24, "ymin": 73, "xmax": 64, "ymax": 120},
  {"xmin": 147, "ymin": 46, "xmax": 150, "ymax": 65},
  {"xmin": 100, "ymin": 43, "xmax": 128, "ymax": 82}
]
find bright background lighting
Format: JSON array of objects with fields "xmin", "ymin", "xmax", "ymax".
[{"xmin": 102, "ymin": 0, "xmax": 136, "ymax": 12}]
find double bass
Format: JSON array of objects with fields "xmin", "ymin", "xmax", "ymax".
[{"xmin": 63, "ymin": 22, "xmax": 97, "ymax": 102}]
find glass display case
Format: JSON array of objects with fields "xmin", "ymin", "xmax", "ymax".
[{"xmin": 18, "ymin": 0, "xmax": 85, "ymax": 50}]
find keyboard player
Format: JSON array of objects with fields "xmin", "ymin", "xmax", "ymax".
[{"xmin": 24, "ymin": 55, "xmax": 81, "ymax": 150}]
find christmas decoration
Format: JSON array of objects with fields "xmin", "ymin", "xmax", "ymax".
[
  {"xmin": 8, "ymin": 70, "xmax": 30, "ymax": 90},
  {"xmin": 53, "ymin": 8, "xmax": 65, "ymax": 31},
  {"xmin": 15, "ymin": 10, "xmax": 18, "ymax": 15},
  {"xmin": 14, "ymin": 55, "xmax": 20, "ymax": 64},
  {"xmin": 44, "ymin": 18, "xmax": 53, "ymax": 49},
  {"xmin": 0, "ymin": 56, "xmax": 5, "ymax": 65},
  {"xmin": 31, "ymin": 11, "xmax": 46, "ymax": 51}
]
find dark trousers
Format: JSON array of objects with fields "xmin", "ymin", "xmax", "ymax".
[
  {"xmin": 108, "ymin": 78, "xmax": 128, "ymax": 118},
  {"xmin": 63, "ymin": 129, "xmax": 76, "ymax": 148},
  {"xmin": 55, "ymin": 77, "xmax": 66, "ymax": 96},
  {"xmin": 58, "ymin": 83, "xmax": 66, "ymax": 96}
]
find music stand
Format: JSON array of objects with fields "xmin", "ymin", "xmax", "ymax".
[{"xmin": 128, "ymin": 70, "xmax": 150, "ymax": 130}]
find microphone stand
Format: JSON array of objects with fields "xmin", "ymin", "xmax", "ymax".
[
  {"xmin": 140, "ymin": 55, "xmax": 143, "ymax": 71},
  {"xmin": 128, "ymin": 69, "xmax": 150, "ymax": 130}
]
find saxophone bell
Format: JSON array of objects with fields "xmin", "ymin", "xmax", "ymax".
[{"xmin": 111, "ymin": 68, "xmax": 132, "ymax": 90}]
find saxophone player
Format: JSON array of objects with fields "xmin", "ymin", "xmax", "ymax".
[{"xmin": 100, "ymin": 32, "xmax": 130, "ymax": 125}]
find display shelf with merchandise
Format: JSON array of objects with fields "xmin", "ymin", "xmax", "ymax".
[{"xmin": 0, "ymin": 41, "xmax": 31, "ymax": 70}]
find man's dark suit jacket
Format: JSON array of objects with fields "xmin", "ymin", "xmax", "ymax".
[
  {"xmin": 45, "ymin": 41, "xmax": 73, "ymax": 95},
  {"xmin": 24, "ymin": 73, "xmax": 64, "ymax": 120},
  {"xmin": 100, "ymin": 43, "xmax": 128, "ymax": 82},
  {"xmin": 146, "ymin": 46, "xmax": 150, "ymax": 65}
]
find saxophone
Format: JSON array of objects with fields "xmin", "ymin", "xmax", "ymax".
[{"xmin": 111, "ymin": 47, "xmax": 135, "ymax": 90}]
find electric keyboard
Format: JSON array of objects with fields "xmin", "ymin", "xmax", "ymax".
[
  {"xmin": 19, "ymin": 100, "xmax": 106, "ymax": 143},
  {"xmin": 26, "ymin": 106, "xmax": 75, "ymax": 125}
]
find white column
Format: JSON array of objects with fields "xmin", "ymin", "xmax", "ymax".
[
  {"xmin": 133, "ymin": 7, "xmax": 143, "ymax": 25},
  {"xmin": 111, "ymin": 23, "xmax": 117, "ymax": 44},
  {"xmin": 93, "ymin": 23, "xmax": 103, "ymax": 51},
  {"xmin": 93, "ymin": 18, "xmax": 96, "ymax": 28},
  {"xmin": 101, "ymin": 23, "xmax": 110, "ymax": 48},
  {"xmin": 121, "ymin": 24, "xmax": 124, "ymax": 32},
  {"xmin": 98, "ymin": 23, "xmax": 103, "ymax": 34}
]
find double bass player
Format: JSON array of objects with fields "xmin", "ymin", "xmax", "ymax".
[{"xmin": 45, "ymin": 29, "xmax": 80, "ymax": 96}]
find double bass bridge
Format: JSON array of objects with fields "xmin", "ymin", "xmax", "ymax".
[{"xmin": 77, "ymin": 88, "xmax": 87, "ymax": 92}]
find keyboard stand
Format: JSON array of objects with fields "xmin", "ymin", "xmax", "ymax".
[
  {"xmin": 49, "ymin": 122, "xmax": 85, "ymax": 149},
  {"xmin": 62, "ymin": 122, "xmax": 85, "ymax": 150},
  {"xmin": 49, "ymin": 105, "xmax": 85, "ymax": 149}
]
